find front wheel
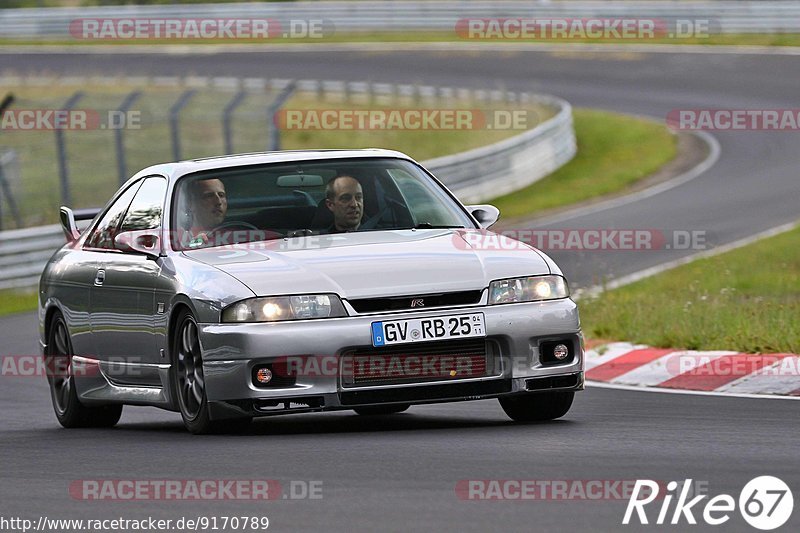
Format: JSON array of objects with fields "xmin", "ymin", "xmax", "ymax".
[
  {"xmin": 172, "ymin": 309, "xmax": 251, "ymax": 434},
  {"xmin": 46, "ymin": 313, "xmax": 122, "ymax": 428},
  {"xmin": 353, "ymin": 404, "xmax": 410, "ymax": 416},
  {"xmin": 499, "ymin": 392, "xmax": 574, "ymax": 422}
]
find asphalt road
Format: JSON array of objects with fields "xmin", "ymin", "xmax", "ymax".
[
  {"xmin": 1, "ymin": 47, "xmax": 799, "ymax": 532},
  {"xmin": 1, "ymin": 312, "xmax": 797, "ymax": 532}
]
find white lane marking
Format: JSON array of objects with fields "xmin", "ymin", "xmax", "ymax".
[
  {"xmin": 609, "ymin": 350, "xmax": 736, "ymax": 387},
  {"xmin": 587, "ymin": 380, "xmax": 800, "ymax": 400},
  {"xmin": 583, "ymin": 220, "xmax": 800, "ymax": 297}
]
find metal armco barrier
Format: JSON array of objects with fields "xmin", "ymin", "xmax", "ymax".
[
  {"xmin": 0, "ymin": 224, "xmax": 63, "ymax": 290},
  {"xmin": 3, "ymin": 1, "xmax": 800, "ymax": 39},
  {"xmin": 428, "ymin": 94, "xmax": 575, "ymax": 204}
]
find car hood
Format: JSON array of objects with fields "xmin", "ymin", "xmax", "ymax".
[{"xmin": 182, "ymin": 229, "xmax": 551, "ymax": 300}]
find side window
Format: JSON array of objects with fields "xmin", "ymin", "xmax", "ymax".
[
  {"xmin": 84, "ymin": 181, "xmax": 142, "ymax": 250},
  {"xmin": 119, "ymin": 177, "xmax": 167, "ymax": 232}
]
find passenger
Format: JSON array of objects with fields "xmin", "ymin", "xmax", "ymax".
[{"xmin": 325, "ymin": 175, "xmax": 364, "ymax": 233}]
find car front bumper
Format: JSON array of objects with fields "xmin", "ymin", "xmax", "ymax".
[{"xmin": 198, "ymin": 299, "xmax": 584, "ymax": 419}]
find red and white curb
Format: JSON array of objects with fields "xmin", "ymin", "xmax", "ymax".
[{"xmin": 585, "ymin": 343, "xmax": 800, "ymax": 398}]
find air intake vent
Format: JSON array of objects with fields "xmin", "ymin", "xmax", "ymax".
[{"xmin": 348, "ymin": 290, "xmax": 482, "ymax": 314}]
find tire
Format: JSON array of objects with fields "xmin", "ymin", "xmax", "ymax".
[
  {"xmin": 46, "ymin": 312, "xmax": 123, "ymax": 428},
  {"xmin": 171, "ymin": 309, "xmax": 251, "ymax": 434},
  {"xmin": 353, "ymin": 404, "xmax": 410, "ymax": 416},
  {"xmin": 499, "ymin": 392, "xmax": 574, "ymax": 422}
]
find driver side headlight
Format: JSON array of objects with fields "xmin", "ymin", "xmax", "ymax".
[
  {"xmin": 488, "ymin": 275, "xmax": 569, "ymax": 304},
  {"xmin": 222, "ymin": 294, "xmax": 347, "ymax": 323}
]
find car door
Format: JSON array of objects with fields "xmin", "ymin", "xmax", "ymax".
[
  {"xmin": 89, "ymin": 176, "xmax": 167, "ymax": 386},
  {"xmin": 78, "ymin": 180, "xmax": 142, "ymax": 358}
]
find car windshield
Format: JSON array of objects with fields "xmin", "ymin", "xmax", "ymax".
[{"xmin": 171, "ymin": 157, "xmax": 475, "ymax": 250}]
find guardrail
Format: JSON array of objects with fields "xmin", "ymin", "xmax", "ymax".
[
  {"xmin": 0, "ymin": 80, "xmax": 576, "ymax": 290},
  {"xmin": 3, "ymin": 1, "xmax": 800, "ymax": 38},
  {"xmin": 0, "ymin": 224, "xmax": 63, "ymax": 290},
  {"xmin": 428, "ymin": 94, "xmax": 574, "ymax": 204}
]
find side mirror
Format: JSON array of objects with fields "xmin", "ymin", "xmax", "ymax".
[
  {"xmin": 114, "ymin": 230, "xmax": 161, "ymax": 259},
  {"xmin": 60, "ymin": 206, "xmax": 102, "ymax": 243},
  {"xmin": 59, "ymin": 206, "xmax": 80, "ymax": 243},
  {"xmin": 466, "ymin": 204, "xmax": 500, "ymax": 229}
]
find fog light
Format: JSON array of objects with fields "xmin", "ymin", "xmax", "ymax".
[
  {"xmin": 255, "ymin": 367, "xmax": 273, "ymax": 385},
  {"xmin": 553, "ymin": 344, "xmax": 569, "ymax": 360}
]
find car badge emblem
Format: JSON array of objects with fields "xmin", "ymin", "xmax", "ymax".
[{"xmin": 410, "ymin": 298, "xmax": 425, "ymax": 308}]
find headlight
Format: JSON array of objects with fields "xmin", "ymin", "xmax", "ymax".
[
  {"xmin": 222, "ymin": 294, "xmax": 346, "ymax": 323},
  {"xmin": 488, "ymin": 275, "xmax": 569, "ymax": 304}
]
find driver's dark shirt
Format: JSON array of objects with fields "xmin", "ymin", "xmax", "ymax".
[{"xmin": 327, "ymin": 224, "xmax": 360, "ymax": 234}]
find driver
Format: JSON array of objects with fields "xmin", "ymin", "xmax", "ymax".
[{"xmin": 186, "ymin": 178, "xmax": 227, "ymax": 247}]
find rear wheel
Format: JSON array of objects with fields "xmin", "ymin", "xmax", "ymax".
[
  {"xmin": 46, "ymin": 313, "xmax": 122, "ymax": 428},
  {"xmin": 353, "ymin": 404, "xmax": 410, "ymax": 416},
  {"xmin": 499, "ymin": 392, "xmax": 574, "ymax": 422},
  {"xmin": 172, "ymin": 309, "xmax": 251, "ymax": 434}
]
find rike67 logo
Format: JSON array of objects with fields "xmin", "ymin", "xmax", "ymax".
[{"xmin": 624, "ymin": 477, "xmax": 793, "ymax": 530}]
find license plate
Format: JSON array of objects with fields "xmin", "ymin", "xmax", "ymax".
[{"xmin": 371, "ymin": 313, "xmax": 486, "ymax": 347}]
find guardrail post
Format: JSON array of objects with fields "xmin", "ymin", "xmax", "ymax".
[
  {"xmin": 169, "ymin": 89, "xmax": 196, "ymax": 161},
  {"xmin": 55, "ymin": 91, "xmax": 83, "ymax": 207},
  {"xmin": 222, "ymin": 90, "xmax": 247, "ymax": 154},
  {"xmin": 0, "ymin": 151, "xmax": 22, "ymax": 230},
  {"xmin": 267, "ymin": 81, "xmax": 296, "ymax": 151},
  {"xmin": 114, "ymin": 90, "xmax": 142, "ymax": 184}
]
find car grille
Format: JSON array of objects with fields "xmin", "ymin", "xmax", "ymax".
[
  {"xmin": 347, "ymin": 290, "xmax": 482, "ymax": 314},
  {"xmin": 341, "ymin": 338, "xmax": 499, "ymax": 387}
]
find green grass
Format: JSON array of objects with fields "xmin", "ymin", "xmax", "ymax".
[
  {"xmin": 579, "ymin": 226, "xmax": 800, "ymax": 353},
  {"xmin": 4, "ymin": 32, "xmax": 800, "ymax": 47},
  {"xmin": 489, "ymin": 109, "xmax": 677, "ymax": 218},
  {"xmin": 0, "ymin": 289, "xmax": 38, "ymax": 318}
]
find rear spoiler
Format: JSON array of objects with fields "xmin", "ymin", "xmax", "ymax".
[{"xmin": 60, "ymin": 206, "xmax": 101, "ymax": 243}]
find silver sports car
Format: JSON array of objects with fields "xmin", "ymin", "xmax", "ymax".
[{"xmin": 39, "ymin": 149, "xmax": 584, "ymax": 434}]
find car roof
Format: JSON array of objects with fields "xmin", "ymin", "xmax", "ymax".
[{"xmin": 129, "ymin": 149, "xmax": 416, "ymax": 182}]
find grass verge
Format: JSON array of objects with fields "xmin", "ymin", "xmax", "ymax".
[
  {"xmin": 0, "ymin": 289, "xmax": 38, "ymax": 318},
  {"xmin": 578, "ymin": 226, "xmax": 800, "ymax": 353},
  {"xmin": 489, "ymin": 109, "xmax": 677, "ymax": 218}
]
